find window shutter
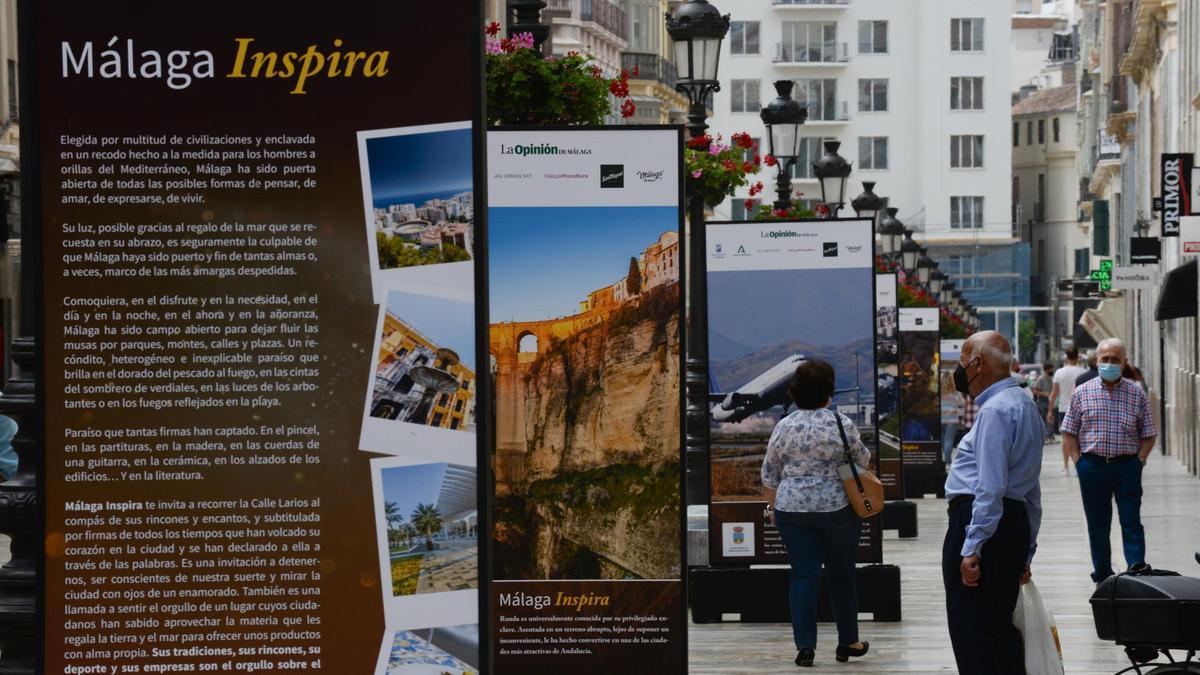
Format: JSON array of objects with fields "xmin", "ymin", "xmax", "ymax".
[{"xmin": 1092, "ymin": 199, "xmax": 1110, "ymax": 256}]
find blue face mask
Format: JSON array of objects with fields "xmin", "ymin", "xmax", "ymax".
[{"xmin": 1098, "ymin": 363, "xmax": 1123, "ymax": 382}]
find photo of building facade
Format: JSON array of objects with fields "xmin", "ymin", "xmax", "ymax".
[{"xmin": 371, "ymin": 310, "xmax": 476, "ymax": 433}]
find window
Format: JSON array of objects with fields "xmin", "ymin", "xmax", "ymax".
[
  {"xmin": 794, "ymin": 78, "xmax": 839, "ymax": 121},
  {"xmin": 730, "ymin": 21, "xmax": 760, "ymax": 55},
  {"xmin": 950, "ymin": 196, "xmax": 984, "ymax": 228},
  {"xmin": 1012, "ymin": 176, "xmax": 1020, "ymax": 222},
  {"xmin": 950, "ymin": 135, "xmax": 984, "ymax": 168},
  {"xmin": 628, "ymin": 0, "xmax": 661, "ymax": 53},
  {"xmin": 1052, "ymin": 117, "xmax": 1060, "ymax": 143},
  {"xmin": 455, "ymin": 399, "xmax": 464, "ymax": 412},
  {"xmin": 858, "ymin": 20, "xmax": 887, "ymax": 54},
  {"xmin": 857, "ymin": 78, "xmax": 888, "ymax": 112},
  {"xmin": 789, "ymin": 137, "xmax": 835, "ymax": 179},
  {"xmin": 1026, "ymin": 120, "xmax": 1033, "ymax": 144},
  {"xmin": 732, "ymin": 199, "xmax": 761, "ymax": 220},
  {"xmin": 432, "ymin": 412, "xmax": 444, "ymax": 426},
  {"xmin": 858, "ymin": 137, "xmax": 888, "ymax": 170},
  {"xmin": 950, "ymin": 18, "xmax": 985, "ymax": 52},
  {"xmin": 449, "ymin": 418, "xmax": 460, "ymax": 430},
  {"xmin": 950, "ymin": 77, "xmax": 984, "ymax": 110},
  {"xmin": 730, "ymin": 79, "xmax": 760, "ymax": 113},
  {"xmin": 1037, "ymin": 119, "xmax": 1045, "ymax": 144},
  {"xmin": 1073, "ymin": 247, "xmax": 1091, "ymax": 277},
  {"xmin": 1013, "ymin": 122, "xmax": 1019, "ymax": 147},
  {"xmin": 6, "ymin": 60, "xmax": 15, "ymax": 121},
  {"xmin": 780, "ymin": 21, "xmax": 838, "ymax": 63}
]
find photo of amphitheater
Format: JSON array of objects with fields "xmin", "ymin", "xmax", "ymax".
[{"xmin": 489, "ymin": 205, "xmax": 682, "ymax": 582}]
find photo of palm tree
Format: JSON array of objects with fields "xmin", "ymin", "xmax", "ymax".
[{"xmin": 379, "ymin": 462, "xmax": 478, "ymax": 597}]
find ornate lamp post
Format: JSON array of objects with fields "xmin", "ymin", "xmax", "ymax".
[
  {"xmin": 877, "ymin": 207, "xmax": 905, "ymax": 266},
  {"xmin": 899, "ymin": 230, "xmax": 920, "ymax": 276},
  {"xmin": 668, "ymin": 0, "xmax": 730, "ymax": 139},
  {"xmin": 759, "ymin": 80, "xmax": 807, "ymax": 211},
  {"xmin": 508, "ymin": 0, "xmax": 550, "ymax": 53},
  {"xmin": 851, "ymin": 181, "xmax": 883, "ymax": 226},
  {"xmin": 812, "ymin": 140, "xmax": 851, "ymax": 217},
  {"xmin": 915, "ymin": 248, "xmax": 933, "ymax": 287},
  {"xmin": 929, "ymin": 269, "xmax": 946, "ymax": 298},
  {"xmin": 668, "ymin": 0, "xmax": 729, "ymax": 504}
]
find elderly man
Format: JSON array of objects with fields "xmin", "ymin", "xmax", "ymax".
[
  {"xmin": 943, "ymin": 331, "xmax": 1044, "ymax": 675},
  {"xmin": 1061, "ymin": 338, "xmax": 1157, "ymax": 583}
]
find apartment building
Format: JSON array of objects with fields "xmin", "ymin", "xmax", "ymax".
[{"xmin": 706, "ymin": 0, "xmax": 1021, "ymax": 309}]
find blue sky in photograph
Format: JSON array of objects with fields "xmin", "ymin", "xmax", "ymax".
[
  {"xmin": 489, "ymin": 206, "xmax": 678, "ymax": 322},
  {"xmin": 380, "ymin": 463, "xmax": 446, "ymax": 518},
  {"xmin": 366, "ymin": 128, "xmax": 472, "ymax": 206},
  {"xmin": 386, "ymin": 291, "xmax": 476, "ymax": 371}
]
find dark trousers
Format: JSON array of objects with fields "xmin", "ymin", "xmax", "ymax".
[
  {"xmin": 943, "ymin": 496, "xmax": 1029, "ymax": 675},
  {"xmin": 1076, "ymin": 453, "xmax": 1145, "ymax": 582},
  {"xmin": 775, "ymin": 506, "xmax": 861, "ymax": 651}
]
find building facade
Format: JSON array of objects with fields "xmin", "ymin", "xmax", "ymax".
[{"xmin": 706, "ymin": 0, "xmax": 1022, "ymax": 320}]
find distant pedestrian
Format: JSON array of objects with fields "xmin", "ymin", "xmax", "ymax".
[
  {"xmin": 1061, "ymin": 338, "xmax": 1157, "ymax": 583},
  {"xmin": 1076, "ymin": 350, "xmax": 1099, "ymax": 387},
  {"xmin": 1032, "ymin": 363, "xmax": 1055, "ymax": 439},
  {"xmin": 761, "ymin": 359, "xmax": 870, "ymax": 668},
  {"xmin": 944, "ymin": 331, "xmax": 1044, "ymax": 675},
  {"xmin": 1048, "ymin": 347, "xmax": 1086, "ymax": 475}
]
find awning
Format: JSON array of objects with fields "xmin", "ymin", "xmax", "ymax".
[
  {"xmin": 1155, "ymin": 259, "xmax": 1197, "ymax": 320},
  {"xmin": 1079, "ymin": 294, "xmax": 1127, "ymax": 343}
]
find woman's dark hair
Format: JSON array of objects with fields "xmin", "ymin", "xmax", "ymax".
[{"xmin": 788, "ymin": 359, "xmax": 836, "ymax": 409}]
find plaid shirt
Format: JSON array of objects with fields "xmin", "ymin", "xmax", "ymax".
[
  {"xmin": 960, "ymin": 396, "xmax": 978, "ymax": 428},
  {"xmin": 1060, "ymin": 377, "xmax": 1157, "ymax": 458}
]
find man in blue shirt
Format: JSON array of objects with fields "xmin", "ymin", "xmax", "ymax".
[{"xmin": 943, "ymin": 331, "xmax": 1045, "ymax": 674}]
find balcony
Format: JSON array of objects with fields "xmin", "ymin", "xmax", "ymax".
[
  {"xmin": 622, "ymin": 53, "xmax": 677, "ymax": 89},
  {"xmin": 772, "ymin": 0, "xmax": 850, "ymax": 7},
  {"xmin": 803, "ymin": 100, "xmax": 851, "ymax": 123},
  {"xmin": 544, "ymin": 0, "xmax": 573, "ymax": 20},
  {"xmin": 773, "ymin": 42, "xmax": 850, "ymax": 65},
  {"xmin": 580, "ymin": 0, "xmax": 627, "ymax": 40},
  {"xmin": 1109, "ymin": 75, "xmax": 1129, "ymax": 114}
]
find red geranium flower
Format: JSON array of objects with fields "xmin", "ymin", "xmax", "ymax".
[
  {"xmin": 764, "ymin": 155, "xmax": 777, "ymax": 167},
  {"xmin": 620, "ymin": 98, "xmax": 636, "ymax": 118},
  {"xmin": 486, "ymin": 21, "xmax": 501, "ymax": 36}
]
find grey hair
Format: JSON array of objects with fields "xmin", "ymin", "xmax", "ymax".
[
  {"xmin": 1097, "ymin": 338, "xmax": 1127, "ymax": 358},
  {"xmin": 977, "ymin": 341, "xmax": 1015, "ymax": 376}
]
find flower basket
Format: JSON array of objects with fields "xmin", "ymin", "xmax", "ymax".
[{"xmin": 685, "ymin": 133, "xmax": 763, "ymax": 208}]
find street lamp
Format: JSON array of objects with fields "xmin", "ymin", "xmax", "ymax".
[
  {"xmin": 877, "ymin": 207, "xmax": 905, "ymax": 261},
  {"xmin": 760, "ymin": 80, "xmax": 807, "ymax": 211},
  {"xmin": 916, "ymin": 248, "xmax": 933, "ymax": 286},
  {"xmin": 812, "ymin": 140, "xmax": 852, "ymax": 217},
  {"xmin": 929, "ymin": 269, "xmax": 945, "ymax": 297},
  {"xmin": 508, "ymin": 0, "xmax": 550, "ymax": 53},
  {"xmin": 940, "ymin": 281, "xmax": 955, "ymax": 307},
  {"xmin": 668, "ymin": 0, "xmax": 731, "ymax": 139},
  {"xmin": 851, "ymin": 181, "xmax": 883, "ymax": 226},
  {"xmin": 668, "ymin": 0, "xmax": 729, "ymax": 505},
  {"xmin": 899, "ymin": 230, "xmax": 920, "ymax": 275}
]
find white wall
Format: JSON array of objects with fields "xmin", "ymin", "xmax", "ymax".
[{"xmin": 708, "ymin": 0, "xmax": 1012, "ymax": 245}]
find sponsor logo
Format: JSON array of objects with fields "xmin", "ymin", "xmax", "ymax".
[
  {"xmin": 499, "ymin": 143, "xmax": 594, "ymax": 156},
  {"xmin": 600, "ymin": 164, "xmax": 624, "ymax": 188},
  {"xmin": 715, "ymin": 244, "xmax": 723, "ymax": 254},
  {"xmin": 1185, "ymin": 242, "xmax": 1200, "ymax": 253},
  {"xmin": 736, "ymin": 245, "xmax": 747, "ymax": 255},
  {"xmin": 637, "ymin": 169, "xmax": 664, "ymax": 183},
  {"xmin": 847, "ymin": 244, "xmax": 864, "ymax": 253},
  {"xmin": 914, "ymin": 317, "xmax": 924, "ymax": 326},
  {"xmin": 731, "ymin": 526, "xmax": 745, "ymax": 544},
  {"xmin": 823, "ymin": 242, "xmax": 838, "ymax": 257}
]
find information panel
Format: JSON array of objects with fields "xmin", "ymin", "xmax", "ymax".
[
  {"xmin": 486, "ymin": 128, "xmax": 685, "ymax": 674},
  {"xmin": 706, "ymin": 219, "xmax": 881, "ymax": 566},
  {"xmin": 898, "ymin": 307, "xmax": 944, "ymax": 497},
  {"xmin": 34, "ymin": 3, "xmax": 483, "ymax": 673},
  {"xmin": 874, "ymin": 273, "xmax": 903, "ymax": 500}
]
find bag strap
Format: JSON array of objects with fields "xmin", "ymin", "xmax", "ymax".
[{"xmin": 832, "ymin": 410, "xmax": 865, "ymax": 495}]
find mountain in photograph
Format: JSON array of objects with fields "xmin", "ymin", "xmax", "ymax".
[{"xmin": 711, "ymin": 336, "xmax": 876, "ymax": 402}]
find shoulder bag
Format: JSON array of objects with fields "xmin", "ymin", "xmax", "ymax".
[{"xmin": 832, "ymin": 410, "xmax": 885, "ymax": 518}]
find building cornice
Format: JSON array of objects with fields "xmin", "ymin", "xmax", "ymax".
[
  {"xmin": 1090, "ymin": 158, "xmax": 1121, "ymax": 196},
  {"xmin": 1118, "ymin": 0, "xmax": 1165, "ymax": 81},
  {"xmin": 1106, "ymin": 111, "xmax": 1137, "ymax": 145}
]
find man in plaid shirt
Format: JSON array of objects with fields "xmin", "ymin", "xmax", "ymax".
[{"xmin": 1060, "ymin": 338, "xmax": 1157, "ymax": 583}]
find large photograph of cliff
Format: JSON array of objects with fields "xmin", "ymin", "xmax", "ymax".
[
  {"xmin": 708, "ymin": 267, "xmax": 876, "ymax": 502},
  {"xmin": 489, "ymin": 206, "xmax": 682, "ymax": 581}
]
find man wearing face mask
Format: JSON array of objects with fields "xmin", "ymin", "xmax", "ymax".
[
  {"xmin": 943, "ymin": 332, "xmax": 1044, "ymax": 675},
  {"xmin": 1060, "ymin": 338, "xmax": 1157, "ymax": 583}
]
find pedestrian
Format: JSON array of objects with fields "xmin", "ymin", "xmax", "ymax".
[
  {"xmin": 1047, "ymin": 346, "xmax": 1086, "ymax": 475},
  {"xmin": 1076, "ymin": 350, "xmax": 1099, "ymax": 387},
  {"xmin": 941, "ymin": 372, "xmax": 960, "ymax": 466},
  {"xmin": 1060, "ymin": 337, "xmax": 1157, "ymax": 583},
  {"xmin": 761, "ymin": 359, "xmax": 870, "ymax": 668},
  {"xmin": 1032, "ymin": 363, "xmax": 1055, "ymax": 439},
  {"xmin": 943, "ymin": 331, "xmax": 1044, "ymax": 675}
]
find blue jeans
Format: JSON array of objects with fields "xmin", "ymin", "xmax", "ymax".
[
  {"xmin": 942, "ymin": 422, "xmax": 960, "ymax": 465},
  {"xmin": 775, "ymin": 506, "xmax": 861, "ymax": 650},
  {"xmin": 1076, "ymin": 454, "xmax": 1145, "ymax": 582}
]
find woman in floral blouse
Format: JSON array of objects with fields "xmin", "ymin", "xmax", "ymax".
[{"xmin": 761, "ymin": 359, "xmax": 871, "ymax": 668}]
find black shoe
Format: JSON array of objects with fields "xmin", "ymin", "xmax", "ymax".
[
  {"xmin": 835, "ymin": 642, "xmax": 869, "ymax": 662},
  {"xmin": 795, "ymin": 647, "xmax": 814, "ymax": 667}
]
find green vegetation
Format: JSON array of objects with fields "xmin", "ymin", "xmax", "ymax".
[
  {"xmin": 390, "ymin": 555, "xmax": 424, "ymax": 596},
  {"xmin": 527, "ymin": 463, "xmax": 679, "ymax": 519},
  {"xmin": 411, "ymin": 503, "xmax": 444, "ymax": 551},
  {"xmin": 626, "ymin": 256, "xmax": 643, "ymax": 296},
  {"xmin": 376, "ymin": 231, "xmax": 471, "ymax": 269}
]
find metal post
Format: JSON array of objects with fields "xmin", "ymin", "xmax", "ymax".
[
  {"xmin": 508, "ymin": 0, "xmax": 550, "ymax": 53},
  {"xmin": 685, "ymin": 163, "xmax": 711, "ymax": 504},
  {"xmin": 773, "ymin": 161, "xmax": 792, "ymax": 212}
]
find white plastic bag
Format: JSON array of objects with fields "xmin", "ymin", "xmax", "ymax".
[{"xmin": 1012, "ymin": 580, "xmax": 1064, "ymax": 675}]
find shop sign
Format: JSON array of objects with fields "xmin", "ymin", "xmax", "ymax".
[{"xmin": 1161, "ymin": 153, "xmax": 1193, "ymax": 236}]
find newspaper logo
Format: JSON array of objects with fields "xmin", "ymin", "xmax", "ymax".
[{"xmin": 600, "ymin": 164, "xmax": 624, "ymax": 188}]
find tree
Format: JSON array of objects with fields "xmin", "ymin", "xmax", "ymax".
[
  {"xmin": 625, "ymin": 256, "xmax": 642, "ymax": 296},
  {"xmin": 1018, "ymin": 320, "xmax": 1037, "ymax": 364},
  {"xmin": 411, "ymin": 503, "xmax": 444, "ymax": 551}
]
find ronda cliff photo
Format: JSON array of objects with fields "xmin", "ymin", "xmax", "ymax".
[{"xmin": 488, "ymin": 206, "xmax": 681, "ymax": 581}]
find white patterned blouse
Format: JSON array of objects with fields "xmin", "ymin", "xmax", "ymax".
[{"xmin": 761, "ymin": 408, "xmax": 872, "ymax": 513}]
